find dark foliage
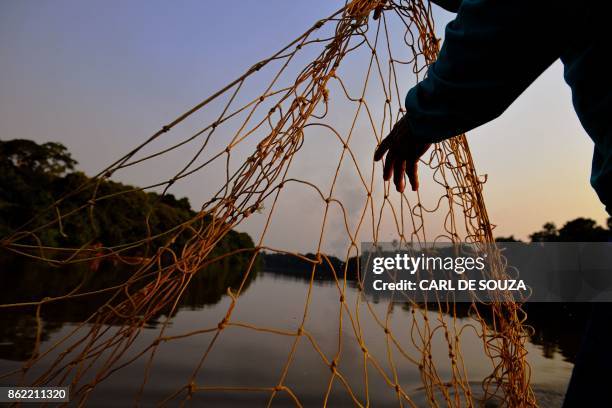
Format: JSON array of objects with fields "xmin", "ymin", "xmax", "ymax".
[
  {"xmin": 0, "ymin": 139, "xmax": 257, "ymax": 259},
  {"xmin": 529, "ymin": 218, "xmax": 611, "ymax": 242}
]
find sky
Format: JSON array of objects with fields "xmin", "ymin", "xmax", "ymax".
[{"xmin": 1, "ymin": 0, "xmax": 609, "ymax": 253}]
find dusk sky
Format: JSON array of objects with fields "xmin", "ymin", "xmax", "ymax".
[{"xmin": 1, "ymin": 0, "xmax": 608, "ymax": 253}]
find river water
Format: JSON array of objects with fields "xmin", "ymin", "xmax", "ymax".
[{"xmin": 0, "ymin": 267, "xmax": 579, "ymax": 406}]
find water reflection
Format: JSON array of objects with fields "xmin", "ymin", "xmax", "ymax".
[
  {"xmin": 0, "ymin": 256, "xmax": 578, "ymax": 406},
  {"xmin": 0, "ymin": 254, "xmax": 257, "ymax": 361},
  {"xmin": 0, "ymin": 256, "xmax": 584, "ymax": 363}
]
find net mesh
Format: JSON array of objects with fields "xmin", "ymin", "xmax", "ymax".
[{"xmin": 0, "ymin": 0, "xmax": 536, "ymax": 406}]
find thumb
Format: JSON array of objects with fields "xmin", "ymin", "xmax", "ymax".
[{"xmin": 374, "ymin": 135, "xmax": 392, "ymax": 161}]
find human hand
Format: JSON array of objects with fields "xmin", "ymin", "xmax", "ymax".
[{"xmin": 374, "ymin": 115, "xmax": 431, "ymax": 193}]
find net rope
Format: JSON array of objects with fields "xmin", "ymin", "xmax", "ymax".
[{"xmin": 0, "ymin": 0, "xmax": 536, "ymax": 406}]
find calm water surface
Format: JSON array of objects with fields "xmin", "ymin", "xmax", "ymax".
[{"xmin": 0, "ymin": 266, "xmax": 579, "ymax": 406}]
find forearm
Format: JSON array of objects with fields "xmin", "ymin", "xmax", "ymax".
[
  {"xmin": 406, "ymin": 0, "xmax": 563, "ymax": 143},
  {"xmin": 430, "ymin": 0, "xmax": 461, "ymax": 13}
]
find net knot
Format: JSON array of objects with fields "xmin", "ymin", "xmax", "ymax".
[
  {"xmin": 373, "ymin": 0, "xmax": 388, "ymax": 20},
  {"xmin": 187, "ymin": 381, "xmax": 196, "ymax": 395},
  {"xmin": 248, "ymin": 61, "xmax": 265, "ymax": 73},
  {"xmin": 322, "ymin": 87, "xmax": 329, "ymax": 102}
]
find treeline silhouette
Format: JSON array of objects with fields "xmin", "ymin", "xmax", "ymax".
[
  {"xmin": 496, "ymin": 217, "xmax": 611, "ymax": 243},
  {"xmin": 262, "ymin": 217, "xmax": 611, "ymax": 282},
  {"xmin": 261, "ymin": 252, "xmax": 360, "ymax": 281},
  {"xmin": 0, "ymin": 138, "xmax": 262, "ymax": 360},
  {"xmin": 1, "ymin": 138, "xmax": 608, "ymax": 364},
  {"xmin": 0, "ymin": 138, "xmax": 255, "ymax": 259}
]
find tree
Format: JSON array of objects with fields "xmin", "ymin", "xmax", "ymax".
[
  {"xmin": 529, "ymin": 222, "xmax": 559, "ymax": 242},
  {"xmin": 557, "ymin": 217, "xmax": 608, "ymax": 242},
  {"xmin": 495, "ymin": 235, "xmax": 522, "ymax": 242},
  {"xmin": 529, "ymin": 218, "xmax": 610, "ymax": 242},
  {"xmin": 0, "ymin": 139, "xmax": 77, "ymax": 176},
  {"xmin": 0, "ymin": 138, "xmax": 258, "ymax": 261}
]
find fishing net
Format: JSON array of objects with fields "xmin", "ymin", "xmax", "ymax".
[{"xmin": 0, "ymin": 0, "xmax": 535, "ymax": 406}]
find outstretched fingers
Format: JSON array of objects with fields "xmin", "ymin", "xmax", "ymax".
[
  {"xmin": 383, "ymin": 150, "xmax": 395, "ymax": 181},
  {"xmin": 394, "ymin": 159, "xmax": 406, "ymax": 193},
  {"xmin": 406, "ymin": 161, "xmax": 419, "ymax": 191}
]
